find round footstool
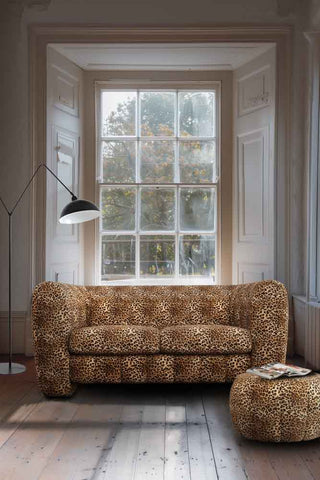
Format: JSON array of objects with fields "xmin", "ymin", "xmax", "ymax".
[{"xmin": 230, "ymin": 372, "xmax": 320, "ymax": 442}]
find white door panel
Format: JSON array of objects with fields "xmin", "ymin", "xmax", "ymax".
[
  {"xmin": 233, "ymin": 48, "xmax": 275, "ymax": 284},
  {"xmin": 46, "ymin": 47, "xmax": 83, "ymax": 285}
]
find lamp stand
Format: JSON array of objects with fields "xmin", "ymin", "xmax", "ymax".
[
  {"xmin": 0, "ymin": 163, "xmax": 79, "ymax": 375},
  {"xmin": 0, "ymin": 213, "xmax": 25, "ymax": 374}
]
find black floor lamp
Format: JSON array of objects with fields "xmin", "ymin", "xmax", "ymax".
[{"xmin": 0, "ymin": 164, "xmax": 100, "ymax": 375}]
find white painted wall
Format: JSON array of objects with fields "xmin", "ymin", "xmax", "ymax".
[{"xmin": 0, "ymin": 0, "xmax": 317, "ymax": 353}]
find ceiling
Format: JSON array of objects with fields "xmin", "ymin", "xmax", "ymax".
[{"xmin": 50, "ymin": 43, "xmax": 275, "ymax": 71}]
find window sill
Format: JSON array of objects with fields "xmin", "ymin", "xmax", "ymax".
[{"xmin": 100, "ymin": 277, "xmax": 215, "ymax": 286}]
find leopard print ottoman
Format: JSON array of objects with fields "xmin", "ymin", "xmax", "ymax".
[{"xmin": 230, "ymin": 372, "xmax": 320, "ymax": 442}]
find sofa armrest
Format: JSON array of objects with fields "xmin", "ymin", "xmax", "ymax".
[
  {"xmin": 229, "ymin": 280, "xmax": 289, "ymax": 366},
  {"xmin": 32, "ymin": 281, "xmax": 89, "ymax": 397}
]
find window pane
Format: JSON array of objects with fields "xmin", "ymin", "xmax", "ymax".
[
  {"xmin": 140, "ymin": 92, "xmax": 175, "ymax": 136},
  {"xmin": 179, "ymin": 91, "xmax": 215, "ymax": 137},
  {"xmin": 140, "ymin": 236, "xmax": 175, "ymax": 276},
  {"xmin": 101, "ymin": 187, "xmax": 136, "ymax": 231},
  {"xmin": 179, "ymin": 141, "xmax": 216, "ymax": 183},
  {"xmin": 102, "ymin": 91, "xmax": 136, "ymax": 136},
  {"xmin": 101, "ymin": 235, "xmax": 136, "ymax": 280},
  {"xmin": 141, "ymin": 140, "xmax": 174, "ymax": 183},
  {"xmin": 179, "ymin": 235, "xmax": 215, "ymax": 278},
  {"xmin": 180, "ymin": 188, "xmax": 215, "ymax": 231},
  {"xmin": 140, "ymin": 188, "xmax": 175, "ymax": 231},
  {"xmin": 102, "ymin": 141, "xmax": 136, "ymax": 183}
]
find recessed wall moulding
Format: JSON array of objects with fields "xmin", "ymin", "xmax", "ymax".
[{"xmin": 238, "ymin": 66, "xmax": 272, "ymax": 117}]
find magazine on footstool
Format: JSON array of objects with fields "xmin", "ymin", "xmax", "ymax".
[{"xmin": 246, "ymin": 362, "xmax": 312, "ymax": 380}]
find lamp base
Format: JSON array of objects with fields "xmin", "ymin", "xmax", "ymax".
[{"xmin": 0, "ymin": 362, "xmax": 26, "ymax": 375}]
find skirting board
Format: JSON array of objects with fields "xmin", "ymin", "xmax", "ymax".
[{"xmin": 0, "ymin": 311, "xmax": 27, "ymax": 354}]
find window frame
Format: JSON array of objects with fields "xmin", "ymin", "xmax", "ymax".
[{"xmin": 95, "ymin": 82, "xmax": 221, "ymax": 285}]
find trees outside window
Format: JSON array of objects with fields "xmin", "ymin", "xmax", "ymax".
[{"xmin": 98, "ymin": 89, "xmax": 218, "ymax": 283}]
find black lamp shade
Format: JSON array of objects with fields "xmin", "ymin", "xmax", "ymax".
[{"xmin": 59, "ymin": 199, "xmax": 100, "ymax": 224}]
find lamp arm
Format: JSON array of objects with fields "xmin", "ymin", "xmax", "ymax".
[
  {"xmin": 42, "ymin": 164, "xmax": 77, "ymax": 201},
  {"xmin": 0, "ymin": 196, "xmax": 10, "ymax": 215},
  {"xmin": 0, "ymin": 164, "xmax": 77, "ymax": 216}
]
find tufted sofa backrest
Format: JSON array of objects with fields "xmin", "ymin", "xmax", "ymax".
[{"xmin": 86, "ymin": 285, "xmax": 233, "ymax": 328}]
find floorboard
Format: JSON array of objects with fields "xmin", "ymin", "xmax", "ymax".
[
  {"xmin": 0, "ymin": 398, "xmax": 78, "ymax": 480},
  {"xmin": 97, "ymin": 387, "xmax": 145, "ymax": 480},
  {"xmin": 266, "ymin": 445, "xmax": 315, "ymax": 480},
  {"xmin": 38, "ymin": 387, "xmax": 123, "ymax": 480},
  {"xmin": 0, "ymin": 357, "xmax": 319, "ymax": 480},
  {"xmin": 134, "ymin": 389, "xmax": 166, "ymax": 480},
  {"xmin": 202, "ymin": 384, "xmax": 248, "ymax": 480},
  {"xmin": 298, "ymin": 440, "xmax": 320, "ymax": 479},
  {"xmin": 164, "ymin": 388, "xmax": 190, "ymax": 480}
]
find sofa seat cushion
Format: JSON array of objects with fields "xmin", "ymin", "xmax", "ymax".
[
  {"xmin": 160, "ymin": 324, "xmax": 252, "ymax": 354},
  {"xmin": 69, "ymin": 325, "xmax": 160, "ymax": 355}
]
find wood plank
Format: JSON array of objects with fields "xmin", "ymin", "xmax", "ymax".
[
  {"xmin": 38, "ymin": 386, "xmax": 123, "ymax": 480},
  {"xmin": 164, "ymin": 387, "xmax": 190, "ymax": 480},
  {"xmin": 164, "ymin": 422, "xmax": 190, "ymax": 480},
  {"xmin": 267, "ymin": 445, "xmax": 315, "ymax": 480},
  {"xmin": 95, "ymin": 387, "xmax": 145, "ymax": 480},
  {"xmin": 237, "ymin": 441, "xmax": 280, "ymax": 480},
  {"xmin": 298, "ymin": 440, "xmax": 320, "ymax": 479},
  {"xmin": 165, "ymin": 389, "xmax": 187, "ymax": 425},
  {"xmin": 0, "ymin": 380, "xmax": 35, "ymax": 404},
  {"xmin": 134, "ymin": 390, "xmax": 166, "ymax": 480},
  {"xmin": 202, "ymin": 384, "xmax": 248, "ymax": 480},
  {"xmin": 134, "ymin": 405, "xmax": 165, "ymax": 480},
  {"xmin": 0, "ymin": 386, "xmax": 42, "ymax": 449},
  {"xmin": 185, "ymin": 387, "xmax": 218, "ymax": 480},
  {"xmin": 0, "ymin": 396, "xmax": 79, "ymax": 480},
  {"xmin": 164, "ymin": 386, "xmax": 218, "ymax": 480},
  {"xmin": 214, "ymin": 381, "xmax": 280, "ymax": 480},
  {"xmin": 0, "ymin": 357, "xmax": 36, "ymax": 387},
  {"xmin": 1, "ymin": 359, "xmax": 319, "ymax": 480},
  {"xmin": 186, "ymin": 423, "xmax": 218, "ymax": 480},
  {"xmin": 185, "ymin": 387, "xmax": 207, "ymax": 424}
]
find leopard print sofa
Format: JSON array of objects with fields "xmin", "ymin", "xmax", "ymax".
[{"xmin": 32, "ymin": 280, "xmax": 288, "ymax": 397}]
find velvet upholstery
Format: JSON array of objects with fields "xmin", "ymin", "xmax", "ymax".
[
  {"xmin": 69, "ymin": 324, "xmax": 160, "ymax": 355},
  {"xmin": 230, "ymin": 372, "xmax": 320, "ymax": 442},
  {"xmin": 69, "ymin": 354, "xmax": 252, "ymax": 384},
  {"xmin": 160, "ymin": 324, "xmax": 252, "ymax": 354},
  {"xmin": 32, "ymin": 280, "xmax": 288, "ymax": 397}
]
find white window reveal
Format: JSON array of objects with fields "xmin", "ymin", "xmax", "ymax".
[{"xmin": 97, "ymin": 88, "xmax": 219, "ymax": 285}]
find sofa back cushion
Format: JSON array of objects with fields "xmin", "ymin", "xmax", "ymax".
[{"xmin": 87, "ymin": 286, "xmax": 232, "ymax": 328}]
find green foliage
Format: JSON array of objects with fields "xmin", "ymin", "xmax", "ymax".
[
  {"xmin": 100, "ymin": 91, "xmax": 216, "ymax": 279},
  {"xmin": 101, "ymin": 188, "xmax": 135, "ymax": 231},
  {"xmin": 179, "ymin": 236, "xmax": 215, "ymax": 276},
  {"xmin": 140, "ymin": 188, "xmax": 175, "ymax": 231},
  {"xmin": 101, "ymin": 235, "xmax": 135, "ymax": 278},
  {"xmin": 140, "ymin": 236, "xmax": 175, "ymax": 276}
]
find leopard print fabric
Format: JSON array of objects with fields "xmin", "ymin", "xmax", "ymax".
[
  {"xmin": 32, "ymin": 280, "xmax": 288, "ymax": 397},
  {"xmin": 87, "ymin": 285, "xmax": 233, "ymax": 328},
  {"xmin": 69, "ymin": 354, "xmax": 252, "ymax": 384},
  {"xmin": 160, "ymin": 324, "xmax": 251, "ymax": 354},
  {"xmin": 68, "ymin": 323, "xmax": 251, "ymax": 355},
  {"xmin": 69, "ymin": 325, "xmax": 160, "ymax": 355},
  {"xmin": 32, "ymin": 282, "xmax": 89, "ymax": 397},
  {"xmin": 229, "ymin": 280, "xmax": 288, "ymax": 366},
  {"xmin": 230, "ymin": 372, "xmax": 320, "ymax": 442}
]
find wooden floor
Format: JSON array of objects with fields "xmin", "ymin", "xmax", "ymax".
[{"xmin": 0, "ymin": 357, "xmax": 319, "ymax": 480}]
